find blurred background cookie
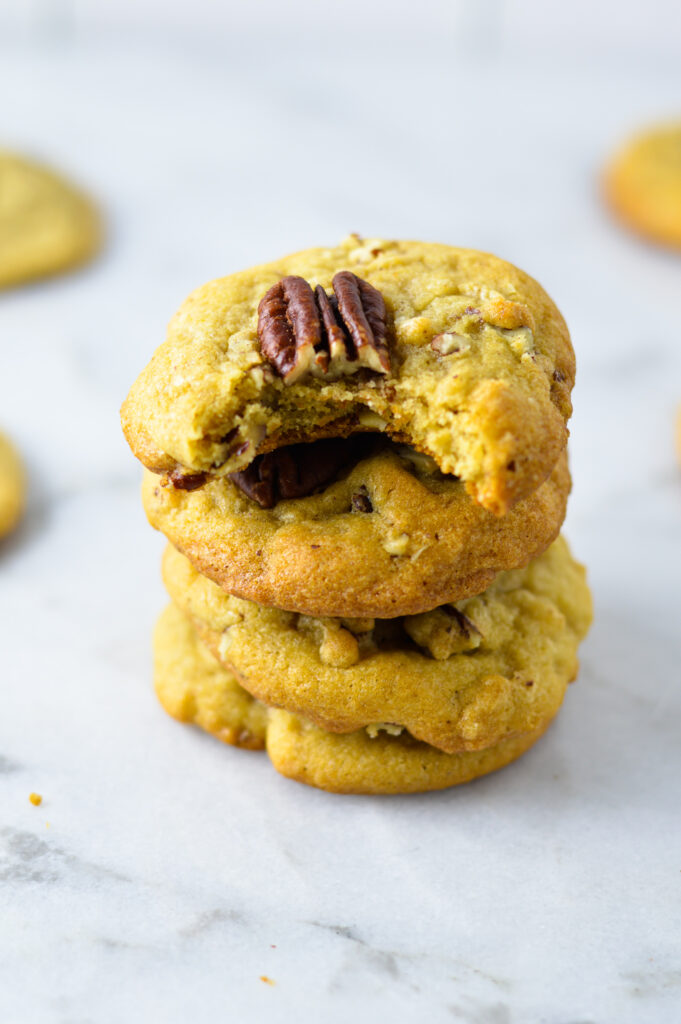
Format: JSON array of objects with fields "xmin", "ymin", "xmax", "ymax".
[
  {"xmin": 0, "ymin": 431, "xmax": 25, "ymax": 538},
  {"xmin": 0, "ymin": 150, "xmax": 100, "ymax": 288},
  {"xmin": 603, "ymin": 121, "xmax": 681, "ymax": 249}
]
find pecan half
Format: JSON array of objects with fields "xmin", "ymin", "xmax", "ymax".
[
  {"xmin": 257, "ymin": 276, "xmax": 322, "ymax": 384},
  {"xmin": 230, "ymin": 437, "xmax": 364, "ymax": 508},
  {"xmin": 329, "ymin": 271, "xmax": 391, "ymax": 375},
  {"xmin": 257, "ymin": 271, "xmax": 391, "ymax": 384}
]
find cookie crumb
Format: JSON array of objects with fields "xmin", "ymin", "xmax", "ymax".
[
  {"xmin": 260, "ymin": 975, "xmax": 275, "ymax": 986},
  {"xmin": 29, "ymin": 792, "xmax": 42, "ymax": 806}
]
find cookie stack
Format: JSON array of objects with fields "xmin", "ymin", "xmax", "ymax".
[{"xmin": 122, "ymin": 237, "xmax": 592, "ymax": 794}]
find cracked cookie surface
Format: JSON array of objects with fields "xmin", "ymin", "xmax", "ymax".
[
  {"xmin": 0, "ymin": 151, "xmax": 100, "ymax": 288},
  {"xmin": 162, "ymin": 536, "xmax": 592, "ymax": 755},
  {"xmin": 0, "ymin": 432, "xmax": 26, "ymax": 538},
  {"xmin": 122, "ymin": 237, "xmax": 574, "ymax": 515},
  {"xmin": 155, "ymin": 604, "xmax": 552, "ymax": 795},
  {"xmin": 143, "ymin": 441, "xmax": 570, "ymax": 618}
]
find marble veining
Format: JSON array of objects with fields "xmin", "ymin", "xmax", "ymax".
[{"xmin": 0, "ymin": 827, "xmax": 131, "ymax": 887}]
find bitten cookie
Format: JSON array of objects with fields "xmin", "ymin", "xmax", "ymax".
[
  {"xmin": 163, "ymin": 536, "xmax": 592, "ymax": 756},
  {"xmin": 143, "ymin": 440, "xmax": 570, "ymax": 618},
  {"xmin": 0, "ymin": 151, "xmax": 100, "ymax": 288},
  {"xmin": 155, "ymin": 604, "xmax": 553, "ymax": 795},
  {"xmin": 0, "ymin": 432, "xmax": 26, "ymax": 538},
  {"xmin": 122, "ymin": 237, "xmax": 574, "ymax": 515},
  {"xmin": 604, "ymin": 122, "xmax": 681, "ymax": 249}
]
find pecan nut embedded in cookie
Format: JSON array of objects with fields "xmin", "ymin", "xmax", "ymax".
[
  {"xmin": 257, "ymin": 271, "xmax": 391, "ymax": 384},
  {"xmin": 229, "ymin": 437, "xmax": 367, "ymax": 508},
  {"xmin": 167, "ymin": 468, "xmax": 208, "ymax": 491}
]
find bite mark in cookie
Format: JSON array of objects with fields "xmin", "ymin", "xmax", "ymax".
[{"xmin": 121, "ymin": 239, "xmax": 574, "ymax": 516}]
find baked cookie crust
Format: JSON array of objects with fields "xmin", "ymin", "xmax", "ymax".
[
  {"xmin": 0, "ymin": 151, "xmax": 100, "ymax": 288},
  {"xmin": 122, "ymin": 237, "xmax": 574, "ymax": 515},
  {"xmin": 143, "ymin": 444, "xmax": 570, "ymax": 618},
  {"xmin": 162, "ymin": 537, "xmax": 592, "ymax": 756},
  {"xmin": 154, "ymin": 604, "xmax": 268, "ymax": 750},
  {"xmin": 266, "ymin": 711, "xmax": 549, "ymax": 796}
]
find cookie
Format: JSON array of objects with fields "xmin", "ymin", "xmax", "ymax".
[
  {"xmin": 0, "ymin": 150, "xmax": 100, "ymax": 288},
  {"xmin": 604, "ymin": 122, "xmax": 681, "ymax": 249},
  {"xmin": 155, "ymin": 604, "xmax": 552, "ymax": 794},
  {"xmin": 266, "ymin": 711, "xmax": 550, "ymax": 795},
  {"xmin": 143, "ymin": 440, "xmax": 570, "ymax": 618},
  {"xmin": 162, "ymin": 536, "xmax": 592, "ymax": 755},
  {"xmin": 154, "ymin": 603, "xmax": 267, "ymax": 749},
  {"xmin": 0, "ymin": 432, "xmax": 26, "ymax": 538},
  {"xmin": 122, "ymin": 237, "xmax": 574, "ymax": 515}
]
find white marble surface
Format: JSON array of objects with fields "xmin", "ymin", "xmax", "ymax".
[{"xmin": 1, "ymin": 19, "xmax": 681, "ymax": 1024}]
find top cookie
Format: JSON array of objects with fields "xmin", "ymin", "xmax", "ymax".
[
  {"xmin": 0, "ymin": 151, "xmax": 100, "ymax": 288},
  {"xmin": 122, "ymin": 237, "xmax": 574, "ymax": 515}
]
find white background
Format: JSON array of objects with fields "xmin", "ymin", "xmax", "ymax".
[{"xmin": 1, "ymin": 2, "xmax": 681, "ymax": 1022}]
